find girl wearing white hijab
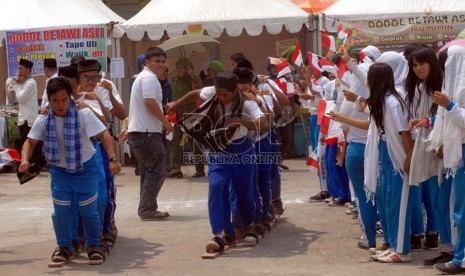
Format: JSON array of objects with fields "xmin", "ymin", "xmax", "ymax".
[
  {"xmin": 404, "ymin": 45, "xmax": 445, "ymax": 254},
  {"xmin": 332, "ymin": 55, "xmax": 416, "ymax": 263},
  {"xmin": 423, "ymin": 45, "xmax": 465, "ymax": 274}
]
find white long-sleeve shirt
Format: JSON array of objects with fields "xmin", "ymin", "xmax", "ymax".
[{"xmin": 12, "ymin": 77, "xmax": 38, "ymax": 127}]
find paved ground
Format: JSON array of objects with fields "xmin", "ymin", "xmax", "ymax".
[{"xmin": 0, "ymin": 159, "xmax": 445, "ymax": 275}]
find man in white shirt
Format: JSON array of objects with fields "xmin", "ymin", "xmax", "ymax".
[
  {"xmin": 10, "ymin": 59, "xmax": 44, "ymax": 167},
  {"xmin": 128, "ymin": 47, "xmax": 173, "ymax": 221}
]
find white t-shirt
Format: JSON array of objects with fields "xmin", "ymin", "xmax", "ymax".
[
  {"xmin": 256, "ymin": 83, "xmax": 275, "ymax": 113},
  {"xmin": 322, "ymin": 80, "xmax": 345, "ymax": 112},
  {"xmin": 94, "ymin": 85, "xmax": 112, "ymax": 110},
  {"xmin": 128, "ymin": 67, "xmax": 163, "ymax": 133},
  {"xmin": 199, "ymin": 86, "xmax": 264, "ymax": 141},
  {"xmin": 385, "ymin": 94, "xmax": 409, "ymax": 133},
  {"xmin": 248, "ymin": 86, "xmax": 274, "ymax": 142},
  {"xmin": 75, "ymin": 93, "xmax": 104, "ymax": 117},
  {"xmin": 350, "ymin": 63, "xmax": 370, "ymax": 99},
  {"xmin": 95, "ymin": 80, "xmax": 123, "ymax": 111},
  {"xmin": 28, "ymin": 108, "xmax": 106, "ymax": 168}
]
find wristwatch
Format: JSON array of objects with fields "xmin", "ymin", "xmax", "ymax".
[{"xmin": 109, "ymin": 156, "xmax": 118, "ymax": 162}]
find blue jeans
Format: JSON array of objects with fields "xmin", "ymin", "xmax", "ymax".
[{"xmin": 128, "ymin": 132, "xmax": 167, "ymax": 217}]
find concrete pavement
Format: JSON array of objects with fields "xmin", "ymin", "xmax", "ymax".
[{"xmin": 0, "ymin": 159, "xmax": 444, "ymax": 275}]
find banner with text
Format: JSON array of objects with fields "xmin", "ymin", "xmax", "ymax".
[
  {"xmin": 335, "ymin": 14, "xmax": 465, "ymax": 49},
  {"xmin": 6, "ymin": 25, "xmax": 107, "ymax": 78}
]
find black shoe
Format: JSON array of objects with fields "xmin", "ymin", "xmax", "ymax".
[
  {"xmin": 309, "ymin": 191, "xmax": 330, "ymax": 201},
  {"xmin": 411, "ymin": 234, "xmax": 423, "ymax": 252},
  {"xmin": 192, "ymin": 172, "xmax": 205, "ymax": 178},
  {"xmin": 424, "ymin": 232, "xmax": 439, "ymax": 250},
  {"xmin": 424, "ymin": 252, "xmax": 453, "ymax": 265},
  {"xmin": 166, "ymin": 170, "xmax": 183, "ymax": 178},
  {"xmin": 434, "ymin": 261, "xmax": 465, "ymax": 274}
]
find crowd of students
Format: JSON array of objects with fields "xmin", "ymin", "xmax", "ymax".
[{"xmin": 306, "ymin": 43, "xmax": 465, "ymax": 274}]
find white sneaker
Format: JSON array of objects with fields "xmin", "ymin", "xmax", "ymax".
[
  {"xmin": 324, "ymin": 197, "xmax": 334, "ymax": 203},
  {"xmin": 371, "ymin": 248, "xmax": 391, "ymax": 261},
  {"xmin": 377, "ymin": 252, "xmax": 412, "ymax": 263}
]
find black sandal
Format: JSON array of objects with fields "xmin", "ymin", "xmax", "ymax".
[
  {"xmin": 87, "ymin": 245, "xmax": 106, "ymax": 264},
  {"xmin": 242, "ymin": 225, "xmax": 259, "ymax": 245},
  {"xmin": 205, "ymin": 237, "xmax": 225, "ymax": 252},
  {"xmin": 102, "ymin": 232, "xmax": 116, "ymax": 248},
  {"xmin": 262, "ymin": 220, "xmax": 272, "ymax": 232},
  {"xmin": 222, "ymin": 235, "xmax": 235, "ymax": 246},
  {"xmin": 51, "ymin": 247, "xmax": 73, "ymax": 263},
  {"xmin": 99, "ymin": 241, "xmax": 111, "ymax": 256},
  {"xmin": 255, "ymin": 223, "xmax": 266, "ymax": 237}
]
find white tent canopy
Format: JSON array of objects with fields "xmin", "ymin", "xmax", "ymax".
[
  {"xmin": 0, "ymin": 0, "xmax": 125, "ymax": 41},
  {"xmin": 323, "ymin": 0, "xmax": 465, "ymax": 29},
  {"xmin": 120, "ymin": 0, "xmax": 310, "ymax": 41}
]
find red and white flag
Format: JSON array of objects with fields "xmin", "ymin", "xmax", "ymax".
[
  {"xmin": 307, "ymin": 51, "xmax": 322, "ymax": 76},
  {"xmin": 291, "ymin": 43, "xmax": 303, "ymax": 67},
  {"xmin": 0, "ymin": 148, "xmax": 20, "ymax": 170},
  {"xmin": 337, "ymin": 24, "xmax": 351, "ymax": 45},
  {"xmin": 318, "ymin": 57, "xmax": 333, "ymax": 67},
  {"xmin": 359, "ymin": 51, "xmax": 373, "ymax": 64},
  {"xmin": 269, "ymin": 57, "xmax": 291, "ymax": 78},
  {"xmin": 306, "ymin": 148, "xmax": 320, "ymax": 174},
  {"xmin": 336, "ymin": 59, "xmax": 349, "ymax": 79},
  {"xmin": 322, "ymin": 35, "xmax": 336, "ymax": 52},
  {"xmin": 0, "ymin": 149, "xmax": 20, "ymax": 161}
]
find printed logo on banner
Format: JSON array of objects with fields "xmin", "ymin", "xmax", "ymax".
[{"xmin": 6, "ymin": 26, "xmax": 107, "ymax": 78}]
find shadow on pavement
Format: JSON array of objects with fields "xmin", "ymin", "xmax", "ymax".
[
  {"xmin": 0, "ymin": 249, "xmax": 42, "ymax": 266},
  {"xmin": 228, "ymin": 218, "xmax": 326, "ymax": 258},
  {"xmin": 42, "ymin": 236, "xmax": 163, "ymax": 274}
]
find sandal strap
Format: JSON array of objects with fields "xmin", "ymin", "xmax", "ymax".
[
  {"xmin": 87, "ymin": 245, "xmax": 106, "ymax": 262},
  {"xmin": 51, "ymin": 247, "xmax": 72, "ymax": 262},
  {"xmin": 212, "ymin": 237, "xmax": 225, "ymax": 251},
  {"xmin": 222, "ymin": 235, "xmax": 235, "ymax": 246}
]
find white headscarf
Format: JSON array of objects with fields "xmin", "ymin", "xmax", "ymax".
[
  {"xmin": 361, "ymin": 45, "xmax": 381, "ymax": 61},
  {"xmin": 426, "ymin": 45, "xmax": 465, "ymax": 177},
  {"xmin": 376, "ymin": 51, "xmax": 409, "ymax": 93}
]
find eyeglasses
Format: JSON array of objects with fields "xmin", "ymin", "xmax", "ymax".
[{"xmin": 81, "ymin": 75, "xmax": 101, "ymax": 82}]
